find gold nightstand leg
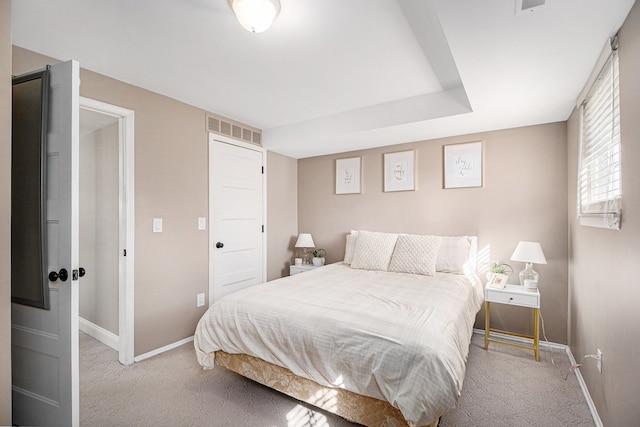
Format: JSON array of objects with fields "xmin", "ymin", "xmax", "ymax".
[
  {"xmin": 533, "ymin": 307, "xmax": 539, "ymax": 361},
  {"xmin": 484, "ymin": 301, "xmax": 490, "ymax": 350}
]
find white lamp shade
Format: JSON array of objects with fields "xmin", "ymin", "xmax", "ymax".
[
  {"xmin": 229, "ymin": 0, "xmax": 280, "ymax": 33},
  {"xmin": 510, "ymin": 241, "xmax": 547, "ymax": 264},
  {"xmin": 295, "ymin": 233, "xmax": 315, "ymax": 248}
]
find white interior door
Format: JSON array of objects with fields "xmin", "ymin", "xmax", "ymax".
[
  {"xmin": 11, "ymin": 60, "xmax": 80, "ymax": 426},
  {"xmin": 209, "ymin": 136, "xmax": 265, "ymax": 303}
]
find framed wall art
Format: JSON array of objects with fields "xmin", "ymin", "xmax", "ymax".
[
  {"xmin": 384, "ymin": 150, "xmax": 415, "ymax": 192},
  {"xmin": 336, "ymin": 157, "xmax": 361, "ymax": 194},
  {"xmin": 443, "ymin": 141, "xmax": 483, "ymax": 189}
]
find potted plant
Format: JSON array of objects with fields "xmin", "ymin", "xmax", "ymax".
[
  {"xmin": 310, "ymin": 249, "xmax": 326, "ymax": 266},
  {"xmin": 487, "ymin": 261, "xmax": 512, "ymax": 282}
]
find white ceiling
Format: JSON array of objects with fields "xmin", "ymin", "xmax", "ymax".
[{"xmin": 11, "ymin": 0, "xmax": 636, "ymax": 158}]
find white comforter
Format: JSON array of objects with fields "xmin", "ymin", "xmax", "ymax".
[{"xmin": 194, "ymin": 263, "xmax": 483, "ymax": 426}]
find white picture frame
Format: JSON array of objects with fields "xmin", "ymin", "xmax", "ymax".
[
  {"xmin": 384, "ymin": 150, "xmax": 415, "ymax": 192},
  {"xmin": 336, "ymin": 157, "xmax": 361, "ymax": 194},
  {"xmin": 443, "ymin": 141, "xmax": 483, "ymax": 189},
  {"xmin": 488, "ymin": 273, "xmax": 508, "ymax": 288}
]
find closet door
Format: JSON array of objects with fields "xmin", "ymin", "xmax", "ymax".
[{"xmin": 209, "ymin": 136, "xmax": 264, "ymax": 303}]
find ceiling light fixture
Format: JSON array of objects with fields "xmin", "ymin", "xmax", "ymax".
[{"xmin": 228, "ymin": 0, "xmax": 281, "ymax": 33}]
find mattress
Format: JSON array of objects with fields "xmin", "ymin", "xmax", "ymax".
[{"xmin": 194, "ymin": 262, "xmax": 483, "ymax": 426}]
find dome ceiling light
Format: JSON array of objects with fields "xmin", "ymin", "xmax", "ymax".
[{"xmin": 228, "ymin": 0, "xmax": 281, "ymax": 33}]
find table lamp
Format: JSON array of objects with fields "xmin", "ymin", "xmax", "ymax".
[
  {"xmin": 510, "ymin": 241, "xmax": 547, "ymax": 291},
  {"xmin": 295, "ymin": 233, "xmax": 315, "ymax": 264}
]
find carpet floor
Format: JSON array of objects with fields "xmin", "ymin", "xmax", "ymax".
[{"xmin": 80, "ymin": 332, "xmax": 595, "ymax": 426}]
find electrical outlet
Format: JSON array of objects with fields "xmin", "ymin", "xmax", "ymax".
[
  {"xmin": 597, "ymin": 349, "xmax": 602, "ymax": 373},
  {"xmin": 197, "ymin": 293, "xmax": 205, "ymax": 307}
]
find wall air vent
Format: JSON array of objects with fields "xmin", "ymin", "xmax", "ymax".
[
  {"xmin": 206, "ymin": 113, "xmax": 262, "ymax": 146},
  {"xmin": 515, "ymin": 0, "xmax": 547, "ymax": 15}
]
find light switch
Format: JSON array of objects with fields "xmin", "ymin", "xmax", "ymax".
[
  {"xmin": 198, "ymin": 217, "xmax": 206, "ymax": 230},
  {"xmin": 152, "ymin": 218, "xmax": 163, "ymax": 233}
]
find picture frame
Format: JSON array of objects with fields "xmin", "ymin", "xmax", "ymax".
[
  {"xmin": 443, "ymin": 141, "xmax": 483, "ymax": 189},
  {"xmin": 336, "ymin": 157, "xmax": 361, "ymax": 194},
  {"xmin": 384, "ymin": 150, "xmax": 415, "ymax": 192},
  {"xmin": 488, "ymin": 273, "xmax": 508, "ymax": 288}
]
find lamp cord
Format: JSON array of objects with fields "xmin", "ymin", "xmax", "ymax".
[{"xmin": 538, "ymin": 310, "xmax": 601, "ymax": 381}]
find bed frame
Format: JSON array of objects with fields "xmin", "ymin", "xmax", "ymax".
[{"xmin": 215, "ymin": 350, "xmax": 438, "ymax": 427}]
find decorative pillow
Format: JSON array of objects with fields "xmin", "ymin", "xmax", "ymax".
[
  {"xmin": 435, "ymin": 236, "xmax": 472, "ymax": 274},
  {"xmin": 343, "ymin": 232, "xmax": 358, "ymax": 264},
  {"xmin": 350, "ymin": 231, "xmax": 399, "ymax": 271},
  {"xmin": 388, "ymin": 234, "xmax": 442, "ymax": 276}
]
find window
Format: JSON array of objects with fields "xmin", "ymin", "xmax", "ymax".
[{"xmin": 578, "ymin": 42, "xmax": 621, "ymax": 230}]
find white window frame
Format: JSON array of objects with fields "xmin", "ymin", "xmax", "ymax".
[{"xmin": 577, "ymin": 37, "xmax": 621, "ymax": 230}]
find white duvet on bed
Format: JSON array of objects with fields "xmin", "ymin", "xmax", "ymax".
[{"xmin": 194, "ymin": 263, "xmax": 483, "ymax": 426}]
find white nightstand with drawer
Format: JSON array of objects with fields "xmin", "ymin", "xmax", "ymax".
[
  {"xmin": 484, "ymin": 284, "xmax": 540, "ymax": 361},
  {"xmin": 289, "ymin": 264, "xmax": 321, "ymax": 276}
]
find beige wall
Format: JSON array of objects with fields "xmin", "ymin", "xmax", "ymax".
[
  {"xmin": 0, "ymin": 1, "xmax": 11, "ymax": 423},
  {"xmin": 266, "ymin": 151, "xmax": 298, "ymax": 280},
  {"xmin": 298, "ymin": 123, "xmax": 568, "ymax": 343},
  {"xmin": 567, "ymin": 3, "xmax": 640, "ymax": 425},
  {"xmin": 12, "ymin": 47, "xmax": 210, "ymax": 356}
]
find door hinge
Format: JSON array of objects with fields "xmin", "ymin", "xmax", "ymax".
[
  {"xmin": 124, "ymin": 249, "xmax": 127, "ymax": 256},
  {"xmin": 261, "ymin": 166, "xmax": 264, "ymax": 174},
  {"xmin": 262, "ymin": 225, "xmax": 264, "ymax": 233}
]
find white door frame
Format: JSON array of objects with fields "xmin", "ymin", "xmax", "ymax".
[
  {"xmin": 207, "ymin": 133, "xmax": 267, "ymax": 306},
  {"xmin": 79, "ymin": 97, "xmax": 135, "ymax": 365}
]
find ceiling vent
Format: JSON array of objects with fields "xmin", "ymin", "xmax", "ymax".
[
  {"xmin": 206, "ymin": 113, "xmax": 262, "ymax": 146},
  {"xmin": 515, "ymin": 0, "xmax": 547, "ymax": 15}
]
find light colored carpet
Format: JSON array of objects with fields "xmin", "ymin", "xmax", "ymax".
[{"xmin": 80, "ymin": 332, "xmax": 595, "ymax": 426}]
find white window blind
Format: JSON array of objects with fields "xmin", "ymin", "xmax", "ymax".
[{"xmin": 578, "ymin": 45, "xmax": 621, "ymax": 230}]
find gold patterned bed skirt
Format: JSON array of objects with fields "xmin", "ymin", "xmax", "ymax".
[{"xmin": 214, "ymin": 351, "xmax": 438, "ymax": 427}]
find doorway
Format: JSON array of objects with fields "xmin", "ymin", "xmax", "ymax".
[{"xmin": 79, "ymin": 97, "xmax": 134, "ymax": 365}]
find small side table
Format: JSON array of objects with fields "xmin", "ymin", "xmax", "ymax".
[
  {"xmin": 289, "ymin": 264, "xmax": 321, "ymax": 276},
  {"xmin": 484, "ymin": 284, "xmax": 540, "ymax": 361}
]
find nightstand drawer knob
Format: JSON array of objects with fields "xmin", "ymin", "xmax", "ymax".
[{"xmin": 509, "ymin": 297, "xmax": 513, "ymax": 301}]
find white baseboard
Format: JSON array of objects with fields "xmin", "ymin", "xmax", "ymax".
[
  {"xmin": 79, "ymin": 317, "xmax": 119, "ymax": 351},
  {"xmin": 133, "ymin": 336, "xmax": 194, "ymax": 363},
  {"xmin": 473, "ymin": 327, "xmax": 566, "ymax": 350},
  {"xmin": 473, "ymin": 329, "xmax": 603, "ymax": 427},
  {"xmin": 564, "ymin": 345, "xmax": 604, "ymax": 427}
]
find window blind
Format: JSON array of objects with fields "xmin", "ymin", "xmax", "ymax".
[{"xmin": 578, "ymin": 46, "xmax": 621, "ymax": 229}]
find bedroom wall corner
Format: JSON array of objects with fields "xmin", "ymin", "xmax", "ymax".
[
  {"xmin": 298, "ymin": 123, "xmax": 569, "ymax": 344},
  {"xmin": 567, "ymin": 2, "xmax": 640, "ymax": 425},
  {"xmin": 266, "ymin": 151, "xmax": 298, "ymax": 280},
  {"xmin": 0, "ymin": 1, "xmax": 12, "ymax": 423}
]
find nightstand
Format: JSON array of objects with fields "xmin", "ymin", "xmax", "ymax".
[
  {"xmin": 484, "ymin": 284, "xmax": 540, "ymax": 361},
  {"xmin": 289, "ymin": 264, "xmax": 321, "ymax": 276}
]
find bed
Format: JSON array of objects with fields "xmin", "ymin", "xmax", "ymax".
[{"xmin": 194, "ymin": 232, "xmax": 483, "ymax": 427}]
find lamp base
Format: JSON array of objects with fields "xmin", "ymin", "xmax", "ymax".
[
  {"xmin": 519, "ymin": 262, "xmax": 539, "ymax": 291},
  {"xmin": 522, "ymin": 279, "xmax": 538, "ymax": 292}
]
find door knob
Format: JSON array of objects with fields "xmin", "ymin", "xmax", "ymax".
[
  {"xmin": 48, "ymin": 268, "xmax": 69, "ymax": 282},
  {"xmin": 216, "ymin": 242, "xmax": 224, "ymax": 248},
  {"xmin": 72, "ymin": 267, "xmax": 87, "ymax": 281}
]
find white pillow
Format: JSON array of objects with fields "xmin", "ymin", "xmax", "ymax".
[
  {"xmin": 350, "ymin": 231, "xmax": 398, "ymax": 271},
  {"xmin": 388, "ymin": 234, "xmax": 442, "ymax": 276},
  {"xmin": 435, "ymin": 236, "xmax": 472, "ymax": 274},
  {"xmin": 343, "ymin": 233, "xmax": 358, "ymax": 264}
]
